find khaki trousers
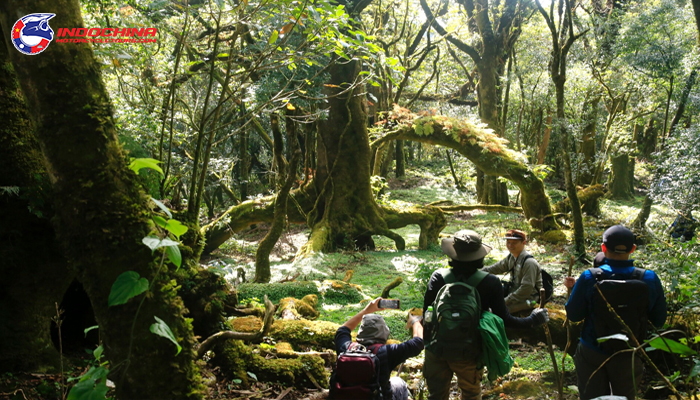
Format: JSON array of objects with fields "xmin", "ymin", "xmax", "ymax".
[{"xmin": 424, "ymin": 350, "xmax": 483, "ymax": 400}]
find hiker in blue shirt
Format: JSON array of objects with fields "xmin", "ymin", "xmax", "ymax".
[
  {"xmin": 564, "ymin": 225, "xmax": 667, "ymax": 400},
  {"xmin": 668, "ymin": 210, "xmax": 697, "ymax": 241}
]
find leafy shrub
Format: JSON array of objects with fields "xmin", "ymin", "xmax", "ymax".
[
  {"xmin": 238, "ymin": 282, "xmax": 318, "ymax": 304},
  {"xmin": 322, "ymin": 283, "xmax": 364, "ymax": 304}
]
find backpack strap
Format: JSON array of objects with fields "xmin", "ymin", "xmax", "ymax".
[
  {"xmin": 588, "ymin": 267, "xmax": 605, "ymax": 282},
  {"xmin": 438, "ymin": 268, "xmax": 456, "ymax": 285},
  {"xmin": 440, "ymin": 268, "xmax": 487, "ymax": 287},
  {"xmin": 630, "ymin": 267, "xmax": 646, "ymax": 280},
  {"xmin": 367, "ymin": 343, "xmax": 383, "ymax": 354},
  {"xmin": 465, "ymin": 270, "xmax": 488, "ymax": 287}
]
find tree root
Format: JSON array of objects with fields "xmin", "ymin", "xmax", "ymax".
[
  {"xmin": 197, "ymin": 295, "xmax": 275, "ymax": 359},
  {"xmin": 437, "ymin": 204, "xmax": 524, "ymax": 213}
]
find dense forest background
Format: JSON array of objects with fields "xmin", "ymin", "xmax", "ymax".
[{"xmin": 1, "ymin": 0, "xmax": 700, "ymax": 398}]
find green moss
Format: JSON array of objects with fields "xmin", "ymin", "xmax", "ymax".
[
  {"xmin": 321, "ymin": 280, "xmax": 364, "ymax": 304},
  {"xmin": 213, "ymin": 339, "xmax": 252, "ymax": 387},
  {"xmin": 249, "ymin": 354, "xmax": 328, "ymax": 388},
  {"xmin": 238, "ymin": 281, "xmax": 319, "ymax": 303},
  {"xmin": 539, "ymin": 229, "xmax": 567, "ymax": 243}
]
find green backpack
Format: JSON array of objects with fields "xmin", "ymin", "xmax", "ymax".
[
  {"xmin": 425, "ymin": 268, "xmax": 486, "ymax": 362},
  {"xmin": 479, "ymin": 311, "xmax": 514, "ymax": 381}
]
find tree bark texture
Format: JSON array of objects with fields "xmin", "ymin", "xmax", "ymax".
[
  {"xmin": 373, "ymin": 115, "xmax": 559, "ymax": 231},
  {"xmin": 0, "ymin": 1, "xmax": 203, "ymax": 398},
  {"xmin": 608, "ymin": 154, "xmax": 634, "ymax": 200},
  {"xmin": 395, "ymin": 140, "xmax": 405, "ymax": 178},
  {"xmin": 254, "ymin": 114, "xmax": 301, "ymax": 283},
  {"xmin": 0, "ymin": 41, "xmax": 73, "ymax": 372},
  {"xmin": 578, "ymin": 95, "xmax": 600, "ymax": 185},
  {"xmin": 302, "ymin": 55, "xmax": 401, "ymax": 253}
]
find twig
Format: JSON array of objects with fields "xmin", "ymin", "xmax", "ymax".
[
  {"xmin": 276, "ymin": 387, "xmax": 294, "ymax": 400},
  {"xmin": 540, "ymin": 288, "xmax": 562, "ymax": 400},
  {"xmin": 0, "ymin": 389, "xmax": 28, "ymax": 400},
  {"xmin": 561, "ymin": 256, "xmax": 575, "ymax": 395},
  {"xmin": 304, "ymin": 370, "xmax": 324, "ymax": 391}
]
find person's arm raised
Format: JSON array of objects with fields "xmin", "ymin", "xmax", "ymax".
[{"xmin": 342, "ymin": 297, "xmax": 383, "ymax": 331}]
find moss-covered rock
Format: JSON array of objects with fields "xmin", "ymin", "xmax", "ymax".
[
  {"xmin": 212, "ymin": 339, "xmax": 253, "ymax": 386},
  {"xmin": 321, "ymin": 280, "xmax": 364, "ymax": 304},
  {"xmin": 277, "ymin": 295, "xmax": 320, "ymax": 320},
  {"xmin": 539, "ymin": 229, "xmax": 567, "ymax": 243},
  {"xmin": 179, "ymin": 269, "xmax": 238, "ymax": 337},
  {"xmin": 230, "ymin": 316, "xmax": 340, "ymax": 349},
  {"xmin": 238, "ymin": 281, "xmax": 319, "ymax": 303},
  {"xmin": 249, "ymin": 354, "xmax": 328, "ymax": 388}
]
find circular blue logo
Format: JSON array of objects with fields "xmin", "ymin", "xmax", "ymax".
[{"xmin": 11, "ymin": 13, "xmax": 56, "ymax": 55}]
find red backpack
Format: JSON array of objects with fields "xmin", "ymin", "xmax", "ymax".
[{"xmin": 329, "ymin": 342, "xmax": 383, "ymax": 400}]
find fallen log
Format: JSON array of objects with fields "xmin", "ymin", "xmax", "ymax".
[
  {"xmin": 277, "ymin": 294, "xmax": 320, "ymax": 320},
  {"xmin": 553, "ymin": 184, "xmax": 605, "ymax": 216},
  {"xmin": 437, "ymin": 204, "xmax": 524, "ymax": 214}
]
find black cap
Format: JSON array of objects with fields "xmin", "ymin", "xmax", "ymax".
[{"xmin": 603, "ymin": 225, "xmax": 635, "ymax": 254}]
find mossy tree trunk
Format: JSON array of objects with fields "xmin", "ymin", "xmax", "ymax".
[
  {"xmin": 0, "ymin": 40, "xmax": 74, "ymax": 373},
  {"xmin": 608, "ymin": 153, "xmax": 634, "ymax": 200},
  {"xmin": 535, "ymin": 0, "xmax": 586, "ymax": 254},
  {"xmin": 0, "ymin": 1, "xmax": 203, "ymax": 398},
  {"xmin": 372, "ymin": 115, "xmax": 558, "ymax": 231},
  {"xmin": 395, "ymin": 140, "xmax": 406, "ymax": 178},
  {"xmin": 254, "ymin": 113, "xmax": 301, "ymax": 283},
  {"xmin": 578, "ymin": 94, "xmax": 600, "ymax": 185},
  {"xmin": 301, "ymin": 53, "xmax": 402, "ymax": 253}
]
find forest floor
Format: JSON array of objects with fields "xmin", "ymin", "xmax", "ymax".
[
  {"xmin": 198, "ymin": 160, "xmax": 682, "ymax": 400},
  {"xmin": 2, "ymin": 160, "xmax": 686, "ymax": 400}
]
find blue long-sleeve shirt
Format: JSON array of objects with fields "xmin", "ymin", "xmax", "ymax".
[{"xmin": 565, "ymin": 258, "xmax": 667, "ymax": 354}]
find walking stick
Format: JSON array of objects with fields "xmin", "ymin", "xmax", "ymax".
[
  {"xmin": 560, "ymin": 256, "xmax": 575, "ymax": 396},
  {"xmin": 541, "ymin": 288, "xmax": 562, "ymax": 400}
]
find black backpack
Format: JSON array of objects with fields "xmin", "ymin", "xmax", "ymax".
[
  {"xmin": 511, "ymin": 255, "xmax": 553, "ymax": 304},
  {"xmin": 329, "ymin": 342, "xmax": 383, "ymax": 400},
  {"xmin": 589, "ymin": 267, "xmax": 649, "ymax": 353}
]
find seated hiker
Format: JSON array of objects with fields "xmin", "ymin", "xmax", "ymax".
[
  {"xmin": 482, "ymin": 229, "xmax": 545, "ymax": 313},
  {"xmin": 668, "ymin": 210, "xmax": 697, "ymax": 241},
  {"xmin": 330, "ymin": 297, "xmax": 424, "ymax": 400},
  {"xmin": 423, "ymin": 229, "xmax": 549, "ymax": 400},
  {"xmin": 564, "ymin": 225, "xmax": 667, "ymax": 400}
]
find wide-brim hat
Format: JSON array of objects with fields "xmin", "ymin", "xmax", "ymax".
[
  {"xmin": 441, "ymin": 229, "xmax": 492, "ymax": 262},
  {"xmin": 357, "ymin": 314, "xmax": 389, "ymax": 345}
]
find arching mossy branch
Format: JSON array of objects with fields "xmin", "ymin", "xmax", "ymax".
[{"xmin": 372, "ymin": 112, "xmax": 559, "ymax": 232}]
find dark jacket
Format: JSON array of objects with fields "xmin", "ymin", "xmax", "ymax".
[
  {"xmin": 422, "ymin": 266, "xmax": 540, "ymax": 331},
  {"xmin": 334, "ymin": 326, "xmax": 424, "ymax": 399},
  {"xmin": 565, "ymin": 258, "xmax": 667, "ymax": 354}
]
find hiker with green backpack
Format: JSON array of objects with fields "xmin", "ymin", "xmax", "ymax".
[{"xmin": 422, "ymin": 229, "xmax": 550, "ymax": 400}]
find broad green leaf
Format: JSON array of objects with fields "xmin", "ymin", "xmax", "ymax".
[
  {"xmin": 108, "ymin": 271, "xmax": 149, "ymax": 306},
  {"xmin": 269, "ymin": 30, "xmax": 279, "ymax": 44},
  {"xmin": 689, "ymin": 361, "xmax": 700, "ymax": 379},
  {"xmin": 233, "ymin": 379, "xmax": 242, "ymax": 384},
  {"xmin": 165, "ymin": 244, "xmax": 182, "ymax": 269},
  {"xmin": 247, "ymin": 371, "xmax": 258, "ymax": 381},
  {"xmin": 150, "ymin": 197, "xmax": 172, "ymax": 218},
  {"xmin": 165, "ymin": 219, "xmax": 188, "ymax": 239},
  {"xmin": 67, "ymin": 366, "xmax": 109, "ymax": 400},
  {"xmin": 596, "ymin": 334, "xmax": 629, "ymax": 344},
  {"xmin": 142, "ymin": 236, "xmax": 180, "ymax": 251},
  {"xmin": 648, "ymin": 336, "xmax": 697, "ymax": 356},
  {"xmin": 129, "ymin": 158, "xmax": 163, "ymax": 177},
  {"xmin": 150, "ymin": 316, "xmax": 182, "ymax": 355},
  {"xmin": 93, "ymin": 345, "xmax": 103, "ymax": 361},
  {"xmin": 153, "ymin": 215, "xmax": 167, "ymax": 229},
  {"xmin": 84, "ymin": 325, "xmax": 98, "ymax": 337}
]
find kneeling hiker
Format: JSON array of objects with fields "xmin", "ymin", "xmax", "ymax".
[
  {"xmin": 330, "ymin": 297, "xmax": 424, "ymax": 400},
  {"xmin": 423, "ymin": 230, "xmax": 549, "ymax": 400},
  {"xmin": 564, "ymin": 225, "xmax": 667, "ymax": 400},
  {"xmin": 483, "ymin": 229, "xmax": 550, "ymax": 313}
]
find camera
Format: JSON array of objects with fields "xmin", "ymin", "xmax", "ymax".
[{"xmin": 378, "ymin": 299, "xmax": 400, "ymax": 309}]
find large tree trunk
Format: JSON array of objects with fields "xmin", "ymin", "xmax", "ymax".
[
  {"xmin": 0, "ymin": 41, "xmax": 74, "ymax": 372},
  {"xmin": 0, "ymin": 2, "xmax": 203, "ymax": 398},
  {"xmin": 395, "ymin": 140, "xmax": 406, "ymax": 178},
  {"xmin": 608, "ymin": 153, "xmax": 634, "ymax": 200},
  {"xmin": 301, "ymin": 56, "xmax": 401, "ymax": 253}
]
